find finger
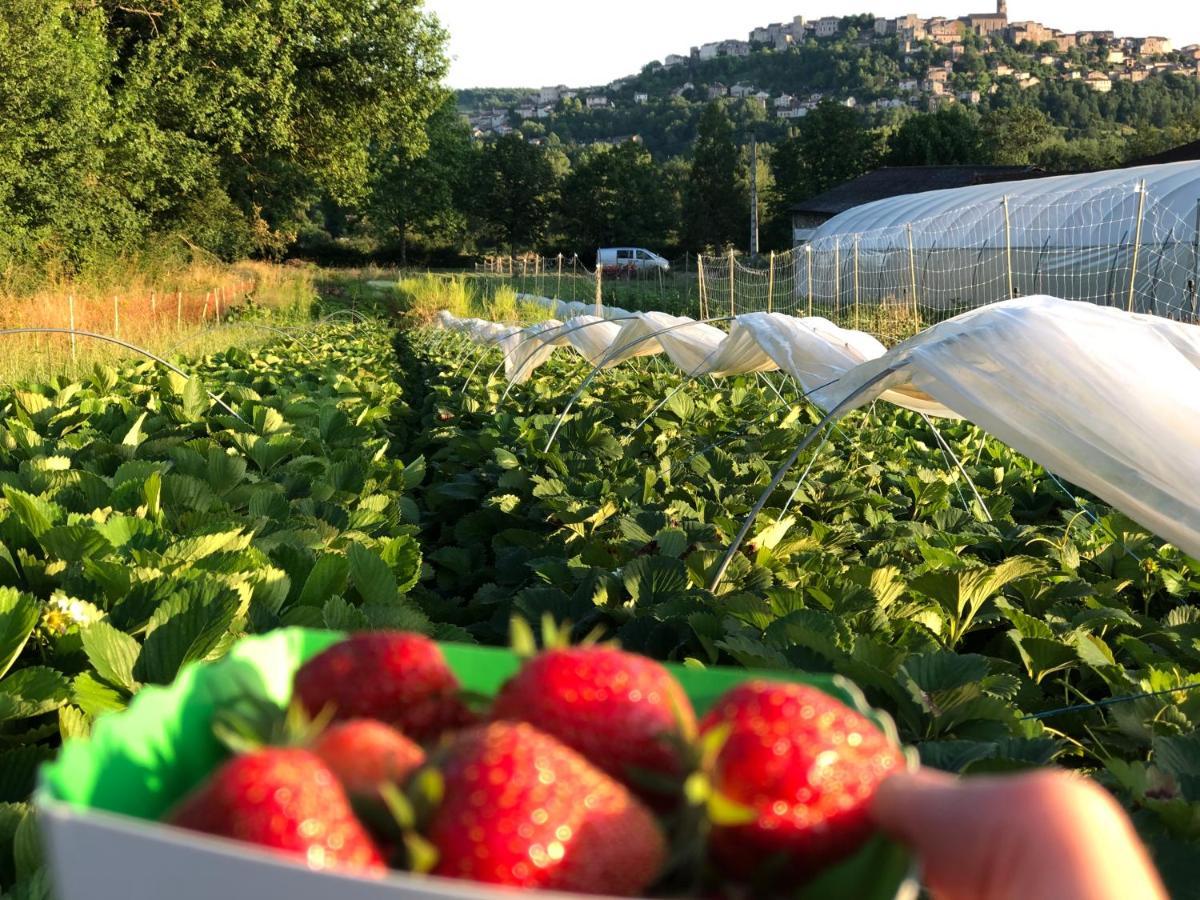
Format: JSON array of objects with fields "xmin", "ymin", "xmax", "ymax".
[{"xmin": 871, "ymin": 769, "xmax": 1168, "ymax": 900}]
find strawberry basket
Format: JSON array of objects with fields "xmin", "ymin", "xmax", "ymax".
[{"xmin": 36, "ymin": 628, "xmax": 917, "ymax": 900}]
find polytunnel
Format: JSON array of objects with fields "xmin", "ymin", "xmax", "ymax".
[{"xmin": 785, "ymin": 160, "xmax": 1200, "ymax": 322}]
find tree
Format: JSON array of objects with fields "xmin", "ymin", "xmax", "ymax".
[
  {"xmin": 771, "ymin": 100, "xmax": 884, "ymax": 207},
  {"xmin": 559, "ymin": 141, "xmax": 674, "ymax": 254},
  {"xmin": 888, "ymin": 106, "xmax": 983, "ymax": 165},
  {"xmin": 472, "ymin": 135, "xmax": 561, "ymax": 252},
  {"xmin": 0, "ymin": 1, "xmax": 137, "ymax": 276},
  {"xmin": 371, "ymin": 94, "xmax": 474, "ymax": 264},
  {"xmin": 980, "ymin": 105, "xmax": 1057, "ymax": 165},
  {"xmin": 682, "ymin": 102, "xmax": 745, "ymax": 251}
]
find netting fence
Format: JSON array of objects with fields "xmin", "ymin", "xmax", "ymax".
[
  {"xmin": 701, "ymin": 178, "xmax": 1200, "ymax": 343},
  {"xmin": 474, "ymin": 254, "xmax": 700, "ymax": 315}
]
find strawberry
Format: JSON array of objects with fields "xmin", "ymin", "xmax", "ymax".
[
  {"xmin": 427, "ymin": 721, "xmax": 667, "ymax": 895},
  {"xmin": 490, "ymin": 646, "xmax": 697, "ymax": 797},
  {"xmin": 698, "ymin": 680, "xmax": 902, "ymax": 881},
  {"xmin": 310, "ymin": 719, "xmax": 426, "ymax": 800},
  {"xmin": 166, "ymin": 748, "xmax": 385, "ymax": 875},
  {"xmin": 294, "ymin": 632, "xmax": 472, "ymax": 741}
]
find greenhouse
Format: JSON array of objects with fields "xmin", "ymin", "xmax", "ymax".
[{"xmin": 697, "ymin": 161, "xmax": 1200, "ymax": 326}]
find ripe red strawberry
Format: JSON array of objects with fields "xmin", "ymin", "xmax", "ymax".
[
  {"xmin": 427, "ymin": 721, "xmax": 667, "ymax": 895},
  {"xmin": 698, "ymin": 680, "xmax": 902, "ymax": 880},
  {"xmin": 167, "ymin": 748, "xmax": 385, "ymax": 875},
  {"xmin": 490, "ymin": 646, "xmax": 697, "ymax": 797},
  {"xmin": 294, "ymin": 632, "xmax": 473, "ymax": 741},
  {"xmin": 310, "ymin": 719, "xmax": 426, "ymax": 800}
]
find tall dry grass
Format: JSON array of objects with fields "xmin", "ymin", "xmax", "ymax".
[{"xmin": 0, "ymin": 260, "xmax": 318, "ymax": 384}]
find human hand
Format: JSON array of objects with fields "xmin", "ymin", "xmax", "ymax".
[{"xmin": 870, "ymin": 768, "xmax": 1167, "ymax": 900}]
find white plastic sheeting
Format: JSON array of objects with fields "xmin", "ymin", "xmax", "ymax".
[
  {"xmin": 435, "ymin": 296, "xmax": 1200, "ymax": 557},
  {"xmin": 809, "ymin": 161, "xmax": 1200, "ymax": 241},
  {"xmin": 822, "ymin": 296, "xmax": 1200, "ymax": 558},
  {"xmin": 438, "ymin": 301, "xmax": 954, "ymax": 415}
]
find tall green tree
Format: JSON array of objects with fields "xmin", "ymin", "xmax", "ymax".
[
  {"xmin": 472, "ymin": 134, "xmax": 561, "ymax": 252},
  {"xmin": 108, "ymin": 0, "xmax": 449, "ymax": 256},
  {"xmin": 559, "ymin": 142, "xmax": 674, "ymax": 254},
  {"xmin": 372, "ymin": 95, "xmax": 474, "ymax": 263},
  {"xmin": 0, "ymin": 1, "xmax": 130, "ymax": 274},
  {"xmin": 887, "ymin": 106, "xmax": 983, "ymax": 165},
  {"xmin": 980, "ymin": 105, "xmax": 1056, "ymax": 165},
  {"xmin": 772, "ymin": 100, "xmax": 884, "ymax": 202},
  {"xmin": 683, "ymin": 102, "xmax": 745, "ymax": 251}
]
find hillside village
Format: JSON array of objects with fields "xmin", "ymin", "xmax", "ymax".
[{"xmin": 464, "ymin": 2, "xmax": 1200, "ymax": 142}]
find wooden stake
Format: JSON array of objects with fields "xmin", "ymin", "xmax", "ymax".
[
  {"xmin": 176, "ymin": 290, "xmax": 183, "ymax": 329},
  {"xmin": 806, "ymin": 245, "xmax": 813, "ymax": 317},
  {"xmin": 907, "ymin": 223, "xmax": 919, "ymax": 323},
  {"xmin": 767, "ymin": 251, "xmax": 775, "ymax": 312},
  {"xmin": 697, "ymin": 254, "xmax": 707, "ymax": 319},
  {"xmin": 1002, "ymin": 195, "xmax": 1014, "ymax": 299},
  {"xmin": 113, "ymin": 295, "xmax": 120, "ymax": 339},
  {"xmin": 728, "ymin": 247, "xmax": 736, "ymax": 316},
  {"xmin": 1127, "ymin": 179, "xmax": 1147, "ymax": 313},
  {"xmin": 853, "ymin": 235, "xmax": 860, "ymax": 331},
  {"xmin": 68, "ymin": 295, "xmax": 77, "ymax": 364},
  {"xmin": 594, "ymin": 259, "xmax": 603, "ymax": 316}
]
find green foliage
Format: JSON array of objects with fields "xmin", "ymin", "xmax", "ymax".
[
  {"xmin": 0, "ymin": 0, "xmax": 448, "ymax": 274},
  {"xmin": 888, "ymin": 106, "xmax": 983, "ymax": 166},
  {"xmin": 560, "ymin": 141, "xmax": 680, "ymax": 253},
  {"xmin": 683, "ymin": 103, "xmax": 746, "ymax": 251},
  {"xmin": 471, "ymin": 134, "xmax": 561, "ymax": 252},
  {"xmin": 0, "ymin": 315, "xmax": 430, "ymax": 892},
  {"xmin": 393, "ymin": 316, "xmax": 1200, "ymax": 887}
]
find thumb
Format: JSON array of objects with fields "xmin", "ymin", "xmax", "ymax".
[{"xmin": 870, "ymin": 769, "xmax": 1166, "ymax": 900}]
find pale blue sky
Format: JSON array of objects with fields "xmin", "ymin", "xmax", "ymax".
[{"xmin": 426, "ymin": 1, "xmax": 1200, "ymax": 88}]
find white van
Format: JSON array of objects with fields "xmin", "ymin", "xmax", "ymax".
[{"xmin": 597, "ymin": 247, "xmax": 670, "ymax": 273}]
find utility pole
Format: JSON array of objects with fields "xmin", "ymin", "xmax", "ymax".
[{"xmin": 749, "ymin": 133, "xmax": 760, "ymax": 257}]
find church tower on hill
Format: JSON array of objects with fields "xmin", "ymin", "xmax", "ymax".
[{"xmin": 998, "ymin": 0, "xmax": 1007, "ymax": 16}]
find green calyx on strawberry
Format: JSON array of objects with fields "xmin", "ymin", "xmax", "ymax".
[
  {"xmin": 696, "ymin": 680, "xmax": 903, "ymax": 882},
  {"xmin": 425, "ymin": 720, "xmax": 667, "ymax": 896},
  {"xmin": 293, "ymin": 631, "xmax": 476, "ymax": 741},
  {"xmin": 492, "ymin": 616, "xmax": 698, "ymax": 802},
  {"xmin": 166, "ymin": 747, "xmax": 387, "ymax": 876}
]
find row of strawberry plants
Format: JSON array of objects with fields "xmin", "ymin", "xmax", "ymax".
[
  {"xmin": 0, "ymin": 322, "xmax": 443, "ymax": 896},
  {"xmin": 393, "ymin": 325, "xmax": 1200, "ymax": 893}
]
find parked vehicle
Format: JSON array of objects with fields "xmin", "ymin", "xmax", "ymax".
[{"xmin": 597, "ymin": 247, "xmax": 670, "ymax": 274}]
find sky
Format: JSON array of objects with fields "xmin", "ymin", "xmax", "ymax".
[{"xmin": 425, "ymin": 1, "xmax": 1200, "ymax": 89}]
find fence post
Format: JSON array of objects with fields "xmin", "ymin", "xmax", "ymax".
[
  {"xmin": 594, "ymin": 260, "xmax": 603, "ymax": 316},
  {"xmin": 907, "ymin": 223, "xmax": 919, "ymax": 322},
  {"xmin": 1127, "ymin": 179, "xmax": 1147, "ymax": 313},
  {"xmin": 202, "ymin": 291, "xmax": 210, "ymax": 324},
  {"xmin": 853, "ymin": 235, "xmax": 860, "ymax": 331},
  {"xmin": 113, "ymin": 296, "xmax": 120, "ymax": 339},
  {"xmin": 833, "ymin": 240, "xmax": 841, "ymax": 322},
  {"xmin": 697, "ymin": 254, "xmax": 707, "ymax": 319},
  {"xmin": 68, "ymin": 295, "xmax": 77, "ymax": 365},
  {"xmin": 806, "ymin": 245, "xmax": 813, "ymax": 317},
  {"xmin": 557, "ymin": 253, "xmax": 563, "ymax": 299},
  {"xmin": 728, "ymin": 246, "xmax": 735, "ymax": 316},
  {"xmin": 216, "ymin": 287, "xmax": 222, "ymax": 325},
  {"xmin": 1002, "ymin": 195, "xmax": 1014, "ymax": 299},
  {"xmin": 1191, "ymin": 198, "xmax": 1200, "ymax": 321},
  {"xmin": 767, "ymin": 250, "xmax": 775, "ymax": 312},
  {"xmin": 176, "ymin": 291, "xmax": 183, "ymax": 329},
  {"xmin": 150, "ymin": 290, "xmax": 157, "ymax": 318}
]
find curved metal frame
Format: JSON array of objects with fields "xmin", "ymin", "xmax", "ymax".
[
  {"xmin": 0, "ymin": 328, "xmax": 244, "ymax": 422},
  {"xmin": 708, "ymin": 367, "xmax": 897, "ymax": 592},
  {"xmin": 542, "ymin": 316, "xmax": 738, "ymax": 452}
]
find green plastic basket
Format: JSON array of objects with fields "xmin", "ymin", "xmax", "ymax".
[{"xmin": 38, "ymin": 628, "xmax": 917, "ymax": 900}]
